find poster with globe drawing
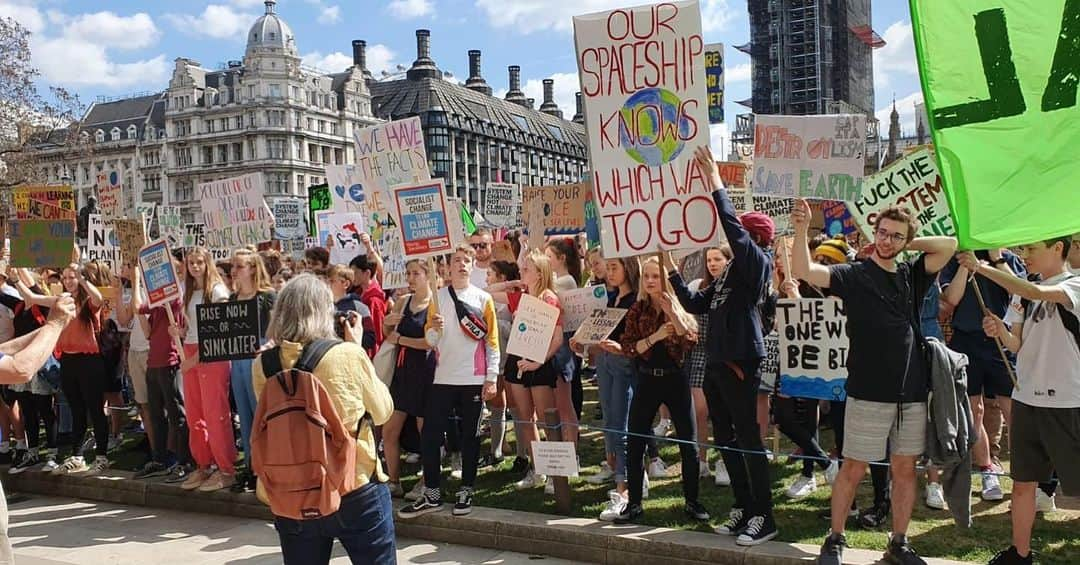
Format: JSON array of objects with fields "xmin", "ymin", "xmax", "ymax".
[{"xmin": 574, "ymin": 0, "xmax": 722, "ymax": 258}]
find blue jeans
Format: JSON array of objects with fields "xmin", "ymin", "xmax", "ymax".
[
  {"xmin": 230, "ymin": 357, "xmax": 259, "ymax": 468},
  {"xmin": 595, "ymin": 351, "xmax": 635, "ymax": 483},
  {"xmin": 274, "ymin": 482, "xmax": 396, "ymax": 565}
]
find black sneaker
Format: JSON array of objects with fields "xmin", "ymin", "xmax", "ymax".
[
  {"xmin": 164, "ymin": 464, "xmax": 193, "ymax": 484},
  {"xmin": 987, "ymin": 546, "xmax": 1033, "ymax": 565},
  {"xmin": 510, "ymin": 456, "xmax": 529, "ymax": 474},
  {"xmin": 477, "ymin": 453, "xmax": 502, "ymax": 469},
  {"xmin": 134, "ymin": 461, "xmax": 171, "ymax": 480},
  {"xmin": 231, "ymin": 469, "xmax": 254, "ymax": 493},
  {"xmin": 684, "ymin": 501, "xmax": 710, "ymax": 521},
  {"xmin": 9, "ymin": 451, "xmax": 38, "ymax": 474},
  {"xmin": 817, "ymin": 532, "xmax": 847, "ymax": 565},
  {"xmin": 398, "ymin": 490, "xmax": 443, "ymax": 519},
  {"xmin": 857, "ymin": 502, "xmax": 890, "ymax": 529},
  {"xmin": 613, "ymin": 502, "xmax": 643, "ymax": 524},
  {"xmin": 735, "ymin": 515, "xmax": 778, "ymax": 546},
  {"xmin": 452, "ymin": 488, "xmax": 473, "ymax": 516},
  {"xmin": 9, "ymin": 449, "xmax": 26, "ymax": 469},
  {"xmin": 714, "ymin": 507, "xmax": 748, "ymax": 535},
  {"xmin": 883, "ymin": 534, "xmax": 927, "ymax": 565}
]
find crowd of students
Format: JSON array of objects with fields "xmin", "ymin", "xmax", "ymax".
[{"xmin": 0, "ymin": 146, "xmax": 1077, "ymax": 565}]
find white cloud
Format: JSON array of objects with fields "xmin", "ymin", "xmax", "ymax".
[
  {"xmin": 303, "ymin": 44, "xmax": 398, "ymax": 75},
  {"xmin": 164, "ymin": 5, "xmax": 256, "ymax": 40},
  {"xmin": 727, "ymin": 62, "xmax": 750, "ymax": 84},
  {"xmin": 63, "ymin": 12, "xmax": 159, "ymax": 50},
  {"xmin": 35, "ymin": 38, "xmax": 168, "ymax": 87},
  {"xmin": 875, "ymin": 91, "xmax": 925, "ymax": 138},
  {"xmin": 873, "ymin": 21, "xmax": 917, "ymax": 89},
  {"xmin": 387, "ymin": 0, "xmax": 434, "ymax": 19},
  {"xmin": 317, "ymin": 5, "xmax": 341, "ymax": 24},
  {"xmin": 231, "ymin": 0, "xmax": 270, "ymax": 7},
  {"xmin": 0, "ymin": 1, "xmax": 45, "ymax": 33},
  {"xmin": 475, "ymin": 0, "xmax": 731, "ymax": 35},
  {"xmin": 520, "ymin": 72, "xmax": 581, "ymax": 117},
  {"xmin": 366, "ymin": 44, "xmax": 397, "ymax": 75}
]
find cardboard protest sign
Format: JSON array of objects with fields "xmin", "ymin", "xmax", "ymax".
[
  {"xmin": 87, "ymin": 214, "xmax": 120, "ymax": 267},
  {"xmin": 198, "ymin": 172, "xmax": 274, "ymax": 248},
  {"xmin": 849, "ymin": 148, "xmax": 954, "ymax": 240},
  {"xmin": 9, "ymin": 220, "xmax": 74, "ymax": 267},
  {"xmin": 447, "ymin": 197, "xmax": 468, "ymax": 245},
  {"xmin": 776, "ymin": 298, "xmax": 849, "ymax": 401},
  {"xmin": 13, "ymin": 186, "xmax": 74, "ymax": 219},
  {"xmin": 506, "ymin": 293, "xmax": 561, "ymax": 363},
  {"xmin": 483, "ymin": 182, "xmax": 520, "ymax": 228},
  {"xmin": 910, "ymin": 0, "xmax": 1080, "ymax": 248},
  {"xmin": 728, "ymin": 189, "xmax": 752, "ymax": 214},
  {"xmin": 575, "ymin": 1, "xmax": 719, "ymax": 257},
  {"xmin": 196, "ymin": 299, "xmax": 261, "ymax": 362},
  {"xmin": 272, "ymin": 198, "xmax": 306, "ymax": 240},
  {"xmin": 392, "ymin": 180, "xmax": 453, "ymax": 260},
  {"xmin": 158, "ymin": 206, "xmax": 183, "ymax": 248},
  {"xmin": 134, "ymin": 202, "xmax": 156, "ymax": 229},
  {"xmin": 96, "ymin": 172, "xmax": 123, "ymax": 221},
  {"xmin": 704, "ymin": 43, "xmax": 724, "ymax": 124},
  {"xmin": 559, "ymin": 286, "xmax": 608, "ymax": 332},
  {"xmin": 138, "ymin": 239, "xmax": 181, "ymax": 308},
  {"xmin": 718, "ymin": 161, "xmax": 750, "ymax": 188},
  {"xmin": 351, "ymin": 117, "xmax": 431, "ymax": 201},
  {"xmin": 27, "ymin": 199, "xmax": 74, "ymax": 220},
  {"xmin": 325, "ymin": 166, "xmax": 408, "ymax": 289},
  {"xmin": 113, "ymin": 218, "xmax": 146, "ymax": 265},
  {"xmin": 760, "ymin": 331, "xmax": 780, "ymax": 391},
  {"xmin": 307, "ymin": 184, "xmax": 332, "ymax": 237},
  {"xmin": 571, "ymin": 307, "xmax": 628, "ymax": 345},
  {"xmin": 96, "ymin": 286, "xmax": 120, "ymax": 323},
  {"xmin": 676, "ymin": 250, "xmax": 706, "ymax": 283},
  {"xmin": 325, "ymin": 212, "xmax": 367, "ymax": 266},
  {"xmin": 525, "ymin": 197, "xmax": 546, "ymax": 251},
  {"xmin": 753, "ymin": 114, "xmax": 865, "ymax": 200},
  {"xmin": 822, "ymin": 200, "xmax": 857, "ymax": 236},
  {"xmin": 181, "ymin": 223, "xmax": 229, "ymax": 260},
  {"xmin": 521, "ymin": 183, "xmax": 590, "ymax": 236},
  {"xmin": 753, "ymin": 195, "xmax": 795, "ymax": 235},
  {"xmin": 584, "ymin": 198, "xmax": 601, "ymax": 249}
]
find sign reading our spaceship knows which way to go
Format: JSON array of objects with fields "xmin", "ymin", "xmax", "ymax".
[{"xmin": 574, "ymin": 0, "xmax": 721, "ymax": 258}]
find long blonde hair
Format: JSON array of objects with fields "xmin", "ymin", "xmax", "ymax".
[
  {"xmin": 525, "ymin": 249, "xmax": 556, "ymax": 298},
  {"xmin": 638, "ymin": 256, "xmax": 697, "ymax": 333},
  {"xmin": 184, "ymin": 247, "xmax": 225, "ymax": 307},
  {"xmin": 232, "ymin": 248, "xmax": 273, "ymax": 294}
]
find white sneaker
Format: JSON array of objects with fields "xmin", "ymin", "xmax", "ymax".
[
  {"xmin": 516, "ymin": 469, "xmax": 542, "ymax": 490},
  {"xmin": 699, "ymin": 461, "xmax": 711, "ymax": 478},
  {"xmin": 40, "ymin": 456, "xmax": 59, "ymax": 473},
  {"xmin": 450, "ymin": 452, "xmax": 463, "ymax": 480},
  {"xmin": 598, "ymin": 490, "xmax": 627, "ymax": 521},
  {"xmin": 84, "ymin": 456, "xmax": 109, "ymax": 475},
  {"xmin": 1036, "ymin": 489, "xmax": 1057, "ymax": 513},
  {"xmin": 785, "ymin": 474, "xmax": 817, "ymax": 499},
  {"xmin": 824, "ymin": 459, "xmax": 840, "ymax": 485},
  {"xmin": 544, "ymin": 476, "xmax": 555, "ymax": 495},
  {"xmin": 587, "ymin": 461, "xmax": 615, "ymax": 484},
  {"xmin": 52, "ymin": 456, "xmax": 87, "ymax": 475},
  {"xmin": 981, "ymin": 472, "xmax": 1004, "ymax": 501},
  {"xmin": 647, "ymin": 457, "xmax": 669, "ymax": 479},
  {"xmin": 925, "ymin": 482, "xmax": 946, "ymax": 510},
  {"xmin": 404, "ymin": 481, "xmax": 426, "ymax": 502},
  {"xmin": 652, "ymin": 418, "xmax": 672, "ymax": 438},
  {"xmin": 714, "ymin": 459, "xmax": 731, "ymax": 486}
]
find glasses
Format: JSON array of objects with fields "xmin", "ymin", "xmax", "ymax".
[
  {"xmin": 470, "ymin": 243, "xmax": 490, "ymax": 250},
  {"xmin": 875, "ymin": 228, "xmax": 907, "ymax": 244}
]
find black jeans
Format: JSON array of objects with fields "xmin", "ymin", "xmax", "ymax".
[
  {"xmin": 628, "ymin": 367, "xmax": 699, "ymax": 506},
  {"xmin": 146, "ymin": 365, "xmax": 189, "ymax": 465},
  {"xmin": 59, "ymin": 354, "xmax": 109, "ymax": 458},
  {"xmin": 703, "ymin": 359, "xmax": 774, "ymax": 517},
  {"xmin": 422, "ymin": 384, "xmax": 483, "ymax": 490},
  {"xmin": 274, "ymin": 482, "xmax": 396, "ymax": 564},
  {"xmin": 775, "ymin": 396, "xmax": 828, "ymax": 478},
  {"xmin": 14, "ymin": 392, "xmax": 55, "ymax": 450},
  {"xmin": 830, "ymin": 400, "xmax": 890, "ymax": 506}
]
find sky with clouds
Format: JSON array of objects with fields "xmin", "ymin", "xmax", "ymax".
[{"xmin": 0, "ymin": 0, "xmax": 924, "ymax": 142}]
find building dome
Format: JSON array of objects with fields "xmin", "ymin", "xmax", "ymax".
[{"xmin": 246, "ymin": 1, "xmax": 297, "ymax": 57}]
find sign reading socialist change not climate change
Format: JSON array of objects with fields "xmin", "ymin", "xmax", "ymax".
[
  {"xmin": 574, "ymin": 0, "xmax": 721, "ymax": 258},
  {"xmin": 393, "ymin": 180, "xmax": 453, "ymax": 259}
]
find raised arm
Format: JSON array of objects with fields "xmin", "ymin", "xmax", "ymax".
[
  {"xmin": 73, "ymin": 265, "xmax": 104, "ymax": 308},
  {"xmin": 12, "ymin": 270, "xmax": 59, "ymax": 308},
  {"xmin": 0, "ymin": 295, "xmax": 76, "ymax": 384},
  {"xmin": 907, "ymin": 237, "xmax": 957, "ymax": 275},
  {"xmin": 959, "ymin": 252, "xmax": 1074, "ymax": 307},
  {"xmin": 790, "ymin": 199, "xmax": 832, "ymax": 288},
  {"xmin": 662, "ymin": 253, "xmax": 712, "ymax": 314}
]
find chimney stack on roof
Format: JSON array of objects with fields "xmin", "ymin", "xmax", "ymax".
[
  {"xmin": 465, "ymin": 50, "xmax": 492, "ymax": 96},
  {"xmin": 540, "ymin": 78, "xmax": 562, "ymax": 118},
  {"xmin": 572, "ymin": 92, "xmax": 585, "ymax": 124},
  {"xmin": 505, "ymin": 65, "xmax": 528, "ymax": 106},
  {"xmin": 407, "ymin": 29, "xmax": 441, "ymax": 81},
  {"xmin": 352, "ymin": 40, "xmax": 373, "ymax": 81}
]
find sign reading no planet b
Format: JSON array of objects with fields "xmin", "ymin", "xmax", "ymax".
[
  {"xmin": 87, "ymin": 214, "xmax": 120, "ymax": 267},
  {"xmin": 776, "ymin": 298, "xmax": 849, "ymax": 401},
  {"xmin": 849, "ymin": 148, "xmax": 954, "ymax": 240},
  {"xmin": 392, "ymin": 180, "xmax": 453, "ymax": 259},
  {"xmin": 196, "ymin": 299, "xmax": 261, "ymax": 362},
  {"xmin": 574, "ymin": 1, "xmax": 721, "ymax": 257},
  {"xmin": 199, "ymin": 172, "xmax": 274, "ymax": 248},
  {"xmin": 753, "ymin": 114, "xmax": 865, "ymax": 200}
]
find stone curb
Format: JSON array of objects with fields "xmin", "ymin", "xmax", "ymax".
[{"xmin": 2, "ymin": 470, "xmax": 975, "ymax": 564}]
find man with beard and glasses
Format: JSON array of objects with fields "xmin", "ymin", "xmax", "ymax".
[{"xmin": 789, "ymin": 202, "xmax": 956, "ymax": 565}]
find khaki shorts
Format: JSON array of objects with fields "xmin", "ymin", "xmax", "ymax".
[
  {"xmin": 127, "ymin": 349, "xmax": 150, "ymax": 405},
  {"xmin": 842, "ymin": 397, "xmax": 926, "ymax": 462}
]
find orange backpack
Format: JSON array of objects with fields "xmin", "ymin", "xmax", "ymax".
[{"xmin": 250, "ymin": 339, "xmax": 361, "ymax": 520}]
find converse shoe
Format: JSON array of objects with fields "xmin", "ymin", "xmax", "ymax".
[
  {"xmin": 786, "ymin": 474, "xmax": 817, "ymax": 499},
  {"xmin": 134, "ymin": 461, "xmax": 172, "ymax": 480},
  {"xmin": 84, "ymin": 456, "xmax": 109, "ymax": 475},
  {"xmin": 613, "ymin": 502, "xmax": 643, "ymax": 524},
  {"xmin": 883, "ymin": 534, "xmax": 927, "ymax": 565},
  {"xmin": 598, "ymin": 490, "xmax": 627, "ymax": 522},
  {"xmin": 824, "ymin": 458, "xmax": 840, "ymax": 485},
  {"xmin": 398, "ymin": 489, "xmax": 443, "ymax": 519},
  {"xmin": 714, "ymin": 507, "xmax": 748, "ymax": 536},
  {"xmin": 714, "ymin": 458, "xmax": 731, "ymax": 486},
  {"xmin": 987, "ymin": 546, "xmax": 1033, "ymax": 565},
  {"xmin": 735, "ymin": 515, "xmax": 778, "ymax": 546},
  {"xmin": 925, "ymin": 482, "xmax": 946, "ymax": 510},
  {"xmin": 404, "ymin": 480, "xmax": 426, "ymax": 502},
  {"xmin": 1036, "ymin": 489, "xmax": 1057, "ymax": 513},
  {"xmin": 9, "ymin": 451, "xmax": 38, "ymax": 474},
  {"xmin": 515, "ymin": 469, "xmax": 543, "ymax": 490},
  {"xmin": 817, "ymin": 532, "xmax": 847, "ymax": 565},
  {"xmin": 647, "ymin": 457, "xmax": 669, "ymax": 479},
  {"xmin": 652, "ymin": 418, "xmax": 672, "ymax": 438},
  {"xmin": 982, "ymin": 472, "xmax": 1004, "ymax": 501},
  {"xmin": 586, "ymin": 461, "xmax": 615, "ymax": 484},
  {"xmin": 684, "ymin": 500, "xmax": 710, "ymax": 521},
  {"xmin": 452, "ymin": 488, "xmax": 473, "ymax": 516},
  {"xmin": 51, "ymin": 456, "xmax": 87, "ymax": 475}
]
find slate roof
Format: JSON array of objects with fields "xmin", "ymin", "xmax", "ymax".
[{"xmin": 82, "ymin": 92, "xmax": 167, "ymax": 139}]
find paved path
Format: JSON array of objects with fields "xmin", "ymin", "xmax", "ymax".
[{"xmin": 6, "ymin": 494, "xmax": 585, "ymax": 564}]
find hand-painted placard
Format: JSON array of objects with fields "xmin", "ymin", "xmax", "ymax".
[
  {"xmin": 9, "ymin": 220, "xmax": 74, "ymax": 267},
  {"xmin": 96, "ymin": 172, "xmax": 123, "ymax": 221},
  {"xmin": 575, "ymin": 1, "xmax": 719, "ymax": 257},
  {"xmin": 776, "ymin": 298, "xmax": 848, "ymax": 401},
  {"xmin": 483, "ymin": 182, "xmax": 520, "ymax": 228},
  {"xmin": 559, "ymin": 286, "xmax": 608, "ymax": 332},
  {"xmin": 27, "ymin": 199, "xmax": 74, "ymax": 220},
  {"xmin": 506, "ymin": 293, "xmax": 561, "ymax": 363},
  {"xmin": 324, "ymin": 167, "xmax": 408, "ymax": 289},
  {"xmin": 521, "ymin": 183, "xmax": 590, "ymax": 236},
  {"xmin": 113, "ymin": 218, "xmax": 146, "ymax": 265},
  {"xmin": 13, "ymin": 186, "xmax": 74, "ymax": 219},
  {"xmin": 571, "ymin": 307, "xmax": 628, "ymax": 345},
  {"xmin": 704, "ymin": 42, "xmax": 724, "ymax": 124},
  {"xmin": 717, "ymin": 161, "xmax": 750, "ymax": 188},
  {"xmin": 822, "ymin": 200, "xmax": 857, "ymax": 236},
  {"xmin": 848, "ymin": 148, "xmax": 954, "ymax": 240},
  {"xmin": 392, "ymin": 180, "xmax": 453, "ymax": 260},
  {"xmin": 753, "ymin": 114, "xmax": 865, "ymax": 200},
  {"xmin": 325, "ymin": 212, "xmax": 367, "ymax": 266},
  {"xmin": 760, "ymin": 331, "xmax": 780, "ymax": 391},
  {"xmin": 199, "ymin": 172, "xmax": 274, "ymax": 248},
  {"xmin": 350, "ymin": 117, "xmax": 431, "ymax": 203},
  {"xmin": 134, "ymin": 202, "xmax": 156, "ymax": 233},
  {"xmin": 87, "ymin": 214, "xmax": 120, "ymax": 268},
  {"xmin": 138, "ymin": 239, "xmax": 181, "ymax": 308},
  {"xmin": 158, "ymin": 206, "xmax": 184, "ymax": 248},
  {"xmin": 196, "ymin": 299, "xmax": 261, "ymax": 362},
  {"xmin": 307, "ymin": 184, "xmax": 332, "ymax": 237}
]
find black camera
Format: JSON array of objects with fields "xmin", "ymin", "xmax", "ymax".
[{"xmin": 334, "ymin": 310, "xmax": 360, "ymax": 339}]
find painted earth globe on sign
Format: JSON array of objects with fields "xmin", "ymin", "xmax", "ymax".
[{"xmin": 619, "ymin": 87, "xmax": 690, "ymax": 166}]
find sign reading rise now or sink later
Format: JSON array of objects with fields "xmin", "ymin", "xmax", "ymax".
[{"xmin": 196, "ymin": 299, "xmax": 261, "ymax": 363}]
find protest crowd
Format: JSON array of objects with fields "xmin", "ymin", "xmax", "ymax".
[{"xmin": 1, "ymin": 3, "xmax": 1078, "ymax": 565}]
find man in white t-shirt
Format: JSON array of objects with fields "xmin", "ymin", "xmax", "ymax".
[
  {"xmin": 959, "ymin": 235, "xmax": 1080, "ymax": 565},
  {"xmin": 468, "ymin": 228, "xmax": 493, "ymax": 289}
]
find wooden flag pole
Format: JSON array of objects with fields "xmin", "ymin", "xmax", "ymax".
[{"xmin": 970, "ymin": 273, "xmax": 1019, "ymax": 390}]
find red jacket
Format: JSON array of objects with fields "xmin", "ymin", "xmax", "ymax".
[{"xmin": 356, "ymin": 280, "xmax": 387, "ymax": 356}]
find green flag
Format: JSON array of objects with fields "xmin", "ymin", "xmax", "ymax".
[
  {"xmin": 460, "ymin": 201, "xmax": 477, "ymax": 236},
  {"xmin": 910, "ymin": 0, "xmax": 1080, "ymax": 249}
]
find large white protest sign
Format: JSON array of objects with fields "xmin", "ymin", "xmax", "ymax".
[
  {"xmin": 776, "ymin": 298, "xmax": 848, "ymax": 401},
  {"xmin": 96, "ymin": 172, "xmax": 123, "ymax": 221},
  {"xmin": 87, "ymin": 214, "xmax": 120, "ymax": 268},
  {"xmin": 326, "ymin": 164, "xmax": 408, "ymax": 289},
  {"xmin": 199, "ymin": 172, "xmax": 274, "ymax": 248},
  {"xmin": 134, "ymin": 202, "xmax": 156, "ymax": 233},
  {"xmin": 753, "ymin": 114, "xmax": 865, "ymax": 200},
  {"xmin": 849, "ymin": 148, "xmax": 954, "ymax": 240},
  {"xmin": 559, "ymin": 286, "xmax": 608, "ymax": 332},
  {"xmin": 158, "ymin": 206, "xmax": 183, "ymax": 248},
  {"xmin": 506, "ymin": 293, "xmax": 561, "ymax": 363},
  {"xmin": 483, "ymin": 182, "xmax": 520, "ymax": 228},
  {"xmin": 571, "ymin": 308, "xmax": 628, "ymax": 345},
  {"xmin": 575, "ymin": 1, "xmax": 721, "ymax": 257},
  {"xmin": 753, "ymin": 195, "xmax": 794, "ymax": 235},
  {"xmin": 325, "ymin": 212, "xmax": 367, "ymax": 266},
  {"xmin": 272, "ymin": 198, "xmax": 306, "ymax": 240},
  {"xmin": 351, "ymin": 117, "xmax": 430, "ymax": 200}
]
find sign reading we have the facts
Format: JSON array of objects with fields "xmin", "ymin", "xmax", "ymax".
[
  {"xmin": 776, "ymin": 298, "xmax": 849, "ymax": 401},
  {"xmin": 849, "ymin": 148, "xmax": 954, "ymax": 240},
  {"xmin": 199, "ymin": 172, "xmax": 274, "ymax": 248},
  {"xmin": 350, "ymin": 117, "xmax": 430, "ymax": 202},
  {"xmin": 574, "ymin": 1, "xmax": 720, "ymax": 257},
  {"xmin": 753, "ymin": 114, "xmax": 865, "ymax": 200},
  {"xmin": 196, "ymin": 299, "xmax": 261, "ymax": 362}
]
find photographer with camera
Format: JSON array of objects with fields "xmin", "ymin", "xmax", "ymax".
[{"xmin": 328, "ymin": 265, "xmax": 375, "ymax": 351}]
